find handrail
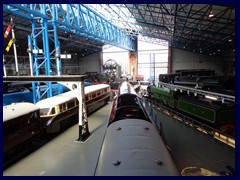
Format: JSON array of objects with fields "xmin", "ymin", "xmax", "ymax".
[{"xmin": 158, "ymin": 82, "xmax": 235, "ymax": 103}]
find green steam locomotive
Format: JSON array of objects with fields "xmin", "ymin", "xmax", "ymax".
[{"xmin": 147, "ymin": 85, "xmax": 235, "ymax": 135}]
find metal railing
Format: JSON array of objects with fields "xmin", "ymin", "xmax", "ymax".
[{"xmin": 158, "ymin": 82, "xmax": 235, "ymax": 103}]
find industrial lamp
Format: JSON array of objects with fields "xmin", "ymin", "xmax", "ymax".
[{"xmin": 209, "ymin": 9, "xmax": 214, "ymax": 18}]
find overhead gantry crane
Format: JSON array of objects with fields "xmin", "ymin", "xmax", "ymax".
[{"xmin": 3, "ymin": 4, "xmax": 137, "ymax": 103}]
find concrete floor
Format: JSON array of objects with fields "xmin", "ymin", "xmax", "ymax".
[{"xmin": 3, "ymin": 99, "xmax": 235, "ymax": 176}]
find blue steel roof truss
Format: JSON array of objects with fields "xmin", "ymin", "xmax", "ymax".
[
  {"xmin": 56, "ymin": 4, "xmax": 135, "ymax": 51},
  {"xmin": 3, "ymin": 4, "xmax": 136, "ymax": 103},
  {"xmin": 3, "ymin": 4, "xmax": 136, "ymax": 52}
]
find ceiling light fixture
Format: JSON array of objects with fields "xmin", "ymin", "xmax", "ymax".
[
  {"xmin": 209, "ymin": 10, "xmax": 214, "ymax": 18},
  {"xmin": 205, "ymin": 95, "xmax": 218, "ymax": 100}
]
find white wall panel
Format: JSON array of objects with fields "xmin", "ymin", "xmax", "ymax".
[
  {"xmin": 171, "ymin": 48, "xmax": 225, "ymax": 76},
  {"xmin": 80, "ymin": 53, "xmax": 101, "ymax": 73}
]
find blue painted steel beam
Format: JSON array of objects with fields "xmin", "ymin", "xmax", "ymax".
[
  {"xmin": 9, "ymin": 4, "xmax": 48, "ymax": 19},
  {"xmin": 3, "ymin": 4, "xmax": 138, "ymax": 102},
  {"xmin": 40, "ymin": 4, "xmax": 53, "ymax": 99},
  {"xmin": 51, "ymin": 4, "xmax": 63, "ymax": 95},
  {"xmin": 3, "ymin": 5, "xmax": 33, "ymax": 20},
  {"xmin": 3, "ymin": 4, "xmax": 137, "ymax": 51}
]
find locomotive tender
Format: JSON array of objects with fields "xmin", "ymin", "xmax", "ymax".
[{"xmin": 94, "ymin": 82, "xmax": 180, "ymax": 176}]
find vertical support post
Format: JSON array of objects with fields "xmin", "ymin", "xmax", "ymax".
[
  {"xmin": 168, "ymin": 46, "xmax": 172, "ymax": 73},
  {"xmin": 153, "ymin": 53, "xmax": 155, "ymax": 81},
  {"xmin": 129, "ymin": 37, "xmax": 138, "ymax": 81},
  {"xmin": 11, "ymin": 18, "xmax": 19, "ymax": 75},
  {"xmin": 129, "ymin": 52, "xmax": 138, "ymax": 81},
  {"xmin": 76, "ymin": 82, "xmax": 90, "ymax": 141},
  {"xmin": 52, "ymin": 4, "xmax": 62, "ymax": 77},
  {"xmin": 55, "ymin": 45, "xmax": 61, "ymax": 76},
  {"xmin": 27, "ymin": 35, "xmax": 33, "ymax": 76},
  {"xmin": 3, "ymin": 55, "xmax": 7, "ymax": 77},
  {"xmin": 55, "ymin": 43, "xmax": 63, "ymax": 94},
  {"xmin": 30, "ymin": 18, "xmax": 38, "ymax": 104},
  {"xmin": 29, "ymin": 4, "xmax": 53, "ymax": 103},
  {"xmin": 77, "ymin": 81, "xmax": 83, "ymax": 132},
  {"xmin": 52, "ymin": 4, "xmax": 62, "ymax": 95},
  {"xmin": 150, "ymin": 53, "xmax": 155, "ymax": 81},
  {"xmin": 31, "ymin": 18, "xmax": 39, "ymax": 77},
  {"xmin": 40, "ymin": 4, "xmax": 52, "ymax": 98}
]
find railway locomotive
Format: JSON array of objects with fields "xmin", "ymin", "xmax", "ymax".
[
  {"xmin": 158, "ymin": 71, "xmax": 235, "ymax": 95},
  {"xmin": 147, "ymin": 85, "xmax": 235, "ymax": 135},
  {"xmin": 3, "ymin": 102, "xmax": 42, "ymax": 159},
  {"xmin": 36, "ymin": 84, "xmax": 111, "ymax": 133},
  {"xmin": 3, "ymin": 84, "xmax": 111, "ymax": 160},
  {"xmin": 94, "ymin": 82, "xmax": 180, "ymax": 176}
]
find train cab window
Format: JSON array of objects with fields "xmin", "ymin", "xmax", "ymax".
[
  {"xmin": 34, "ymin": 111, "xmax": 39, "ymax": 118},
  {"xmin": 63, "ymin": 103, "xmax": 67, "ymax": 111},
  {"xmin": 85, "ymin": 95, "xmax": 89, "ymax": 101},
  {"xmin": 97, "ymin": 90, "xmax": 101, "ymax": 96},
  {"xmin": 104, "ymin": 88, "xmax": 107, "ymax": 93},
  {"xmin": 50, "ymin": 108, "xmax": 56, "ymax": 115},
  {"xmin": 59, "ymin": 104, "xmax": 63, "ymax": 112},
  {"xmin": 59, "ymin": 103, "xmax": 67, "ymax": 112},
  {"xmin": 92, "ymin": 92, "xmax": 96, "ymax": 98},
  {"xmin": 118, "ymin": 94, "xmax": 139, "ymax": 107},
  {"xmin": 40, "ymin": 108, "xmax": 50, "ymax": 116},
  {"xmin": 68, "ymin": 100, "xmax": 75, "ymax": 109},
  {"xmin": 114, "ymin": 106, "xmax": 148, "ymax": 121}
]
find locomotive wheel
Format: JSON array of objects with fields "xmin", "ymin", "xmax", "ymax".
[{"xmin": 103, "ymin": 59, "xmax": 118, "ymax": 70}]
